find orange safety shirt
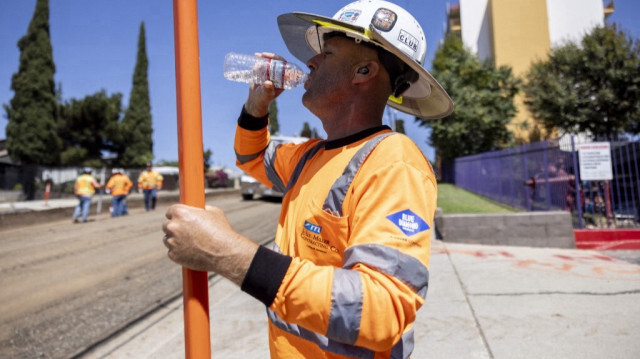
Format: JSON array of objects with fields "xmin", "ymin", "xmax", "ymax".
[
  {"xmin": 137, "ymin": 170, "xmax": 163, "ymax": 190},
  {"xmin": 235, "ymin": 109, "xmax": 436, "ymax": 359},
  {"xmin": 75, "ymin": 174, "xmax": 97, "ymax": 196},
  {"xmin": 106, "ymin": 174, "xmax": 133, "ymax": 196}
]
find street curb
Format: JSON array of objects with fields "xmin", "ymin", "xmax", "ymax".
[{"xmin": 434, "ymin": 209, "xmax": 576, "ymax": 248}]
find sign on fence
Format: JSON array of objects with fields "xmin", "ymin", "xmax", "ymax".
[{"xmin": 578, "ymin": 142, "xmax": 613, "ymax": 181}]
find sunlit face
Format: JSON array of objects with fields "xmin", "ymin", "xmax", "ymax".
[{"xmin": 302, "ymin": 36, "xmax": 368, "ymax": 115}]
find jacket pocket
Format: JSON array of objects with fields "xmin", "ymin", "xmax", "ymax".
[{"xmin": 298, "ymin": 199, "xmax": 350, "ymax": 267}]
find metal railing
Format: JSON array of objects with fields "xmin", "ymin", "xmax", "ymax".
[{"xmin": 454, "ymin": 135, "xmax": 640, "ymax": 229}]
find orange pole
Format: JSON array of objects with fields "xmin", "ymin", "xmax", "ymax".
[{"xmin": 172, "ymin": 1, "xmax": 211, "ymax": 358}]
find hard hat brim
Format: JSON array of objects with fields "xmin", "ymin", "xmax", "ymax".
[{"xmin": 277, "ymin": 12, "xmax": 454, "ymax": 119}]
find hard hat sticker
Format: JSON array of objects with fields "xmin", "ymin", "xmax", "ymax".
[
  {"xmin": 338, "ymin": 10, "xmax": 361, "ymax": 23},
  {"xmin": 371, "ymin": 8, "xmax": 397, "ymax": 32},
  {"xmin": 398, "ymin": 29, "xmax": 419, "ymax": 53}
]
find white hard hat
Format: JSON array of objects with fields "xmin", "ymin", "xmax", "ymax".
[
  {"xmin": 277, "ymin": 0, "xmax": 453, "ymax": 119},
  {"xmin": 112, "ymin": 168, "xmax": 121, "ymax": 174}
]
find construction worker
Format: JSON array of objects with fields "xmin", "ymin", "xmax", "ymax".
[
  {"xmin": 105, "ymin": 168, "xmax": 133, "ymax": 217},
  {"xmin": 138, "ymin": 162, "xmax": 163, "ymax": 211},
  {"xmin": 72, "ymin": 167, "xmax": 101, "ymax": 223},
  {"xmin": 163, "ymin": 1, "xmax": 452, "ymax": 357}
]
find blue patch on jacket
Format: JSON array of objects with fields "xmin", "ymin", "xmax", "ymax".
[
  {"xmin": 304, "ymin": 220, "xmax": 322, "ymax": 234},
  {"xmin": 386, "ymin": 209, "xmax": 429, "ymax": 236}
]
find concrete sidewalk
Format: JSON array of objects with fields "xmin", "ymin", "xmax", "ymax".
[{"xmin": 83, "ymin": 239, "xmax": 640, "ymax": 359}]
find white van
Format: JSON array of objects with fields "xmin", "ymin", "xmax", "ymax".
[{"xmin": 241, "ymin": 135, "xmax": 309, "ymax": 200}]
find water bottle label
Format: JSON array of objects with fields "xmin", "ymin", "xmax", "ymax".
[{"xmin": 267, "ymin": 59, "xmax": 286, "ymax": 89}]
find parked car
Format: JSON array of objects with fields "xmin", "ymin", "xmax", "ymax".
[
  {"xmin": 240, "ymin": 135, "xmax": 308, "ymax": 200},
  {"xmin": 240, "ymin": 173, "xmax": 282, "ymax": 200}
]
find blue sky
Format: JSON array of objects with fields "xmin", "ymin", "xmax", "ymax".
[{"xmin": 1, "ymin": 0, "xmax": 639, "ymax": 168}]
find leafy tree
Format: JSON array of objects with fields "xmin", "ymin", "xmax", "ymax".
[
  {"xmin": 58, "ymin": 90, "xmax": 122, "ymax": 166},
  {"xmin": 203, "ymin": 148, "xmax": 212, "ymax": 172},
  {"xmin": 119, "ymin": 22, "xmax": 153, "ymax": 167},
  {"xmin": 523, "ymin": 25, "xmax": 640, "ymax": 138},
  {"xmin": 206, "ymin": 169, "xmax": 229, "ymax": 188},
  {"xmin": 157, "ymin": 148, "xmax": 212, "ymax": 171},
  {"xmin": 528, "ymin": 124, "xmax": 543, "ymax": 143},
  {"xmin": 416, "ymin": 35, "xmax": 519, "ymax": 161},
  {"xmin": 268, "ymin": 100, "xmax": 279, "ymax": 135},
  {"xmin": 156, "ymin": 159, "xmax": 179, "ymax": 167},
  {"xmin": 4, "ymin": 0, "xmax": 60, "ymax": 166}
]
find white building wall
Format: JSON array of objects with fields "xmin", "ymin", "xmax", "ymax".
[
  {"xmin": 459, "ymin": 0, "xmax": 493, "ymax": 61},
  {"xmin": 546, "ymin": 0, "xmax": 604, "ymax": 47}
]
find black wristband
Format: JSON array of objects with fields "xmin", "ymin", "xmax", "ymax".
[
  {"xmin": 241, "ymin": 245, "xmax": 292, "ymax": 307},
  {"xmin": 238, "ymin": 105, "xmax": 269, "ymax": 131}
]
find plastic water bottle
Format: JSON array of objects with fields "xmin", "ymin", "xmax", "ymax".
[{"xmin": 223, "ymin": 52, "xmax": 308, "ymax": 90}]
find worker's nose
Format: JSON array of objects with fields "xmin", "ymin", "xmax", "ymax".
[{"xmin": 306, "ymin": 54, "xmax": 321, "ymax": 73}]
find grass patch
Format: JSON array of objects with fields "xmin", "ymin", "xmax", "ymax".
[{"xmin": 437, "ymin": 183, "xmax": 518, "ymax": 214}]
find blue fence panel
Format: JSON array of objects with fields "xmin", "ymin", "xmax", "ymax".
[{"xmin": 453, "ymin": 135, "xmax": 640, "ymax": 229}]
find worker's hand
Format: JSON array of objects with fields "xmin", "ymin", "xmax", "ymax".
[
  {"xmin": 243, "ymin": 52, "xmax": 286, "ymax": 118},
  {"xmin": 162, "ymin": 204, "xmax": 258, "ymax": 286}
]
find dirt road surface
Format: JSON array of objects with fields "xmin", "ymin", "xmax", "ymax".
[{"xmin": 0, "ymin": 197, "xmax": 282, "ymax": 359}]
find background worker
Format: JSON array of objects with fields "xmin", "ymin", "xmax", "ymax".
[
  {"xmin": 105, "ymin": 168, "xmax": 133, "ymax": 217},
  {"xmin": 138, "ymin": 162, "xmax": 163, "ymax": 211},
  {"xmin": 162, "ymin": 1, "xmax": 452, "ymax": 357},
  {"xmin": 72, "ymin": 167, "xmax": 101, "ymax": 223}
]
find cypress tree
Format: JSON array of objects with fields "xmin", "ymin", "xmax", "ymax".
[
  {"xmin": 4, "ymin": 0, "xmax": 60, "ymax": 165},
  {"xmin": 394, "ymin": 119, "xmax": 405, "ymax": 134},
  {"xmin": 119, "ymin": 22, "xmax": 153, "ymax": 167},
  {"xmin": 268, "ymin": 100, "xmax": 279, "ymax": 135},
  {"xmin": 300, "ymin": 122, "xmax": 312, "ymax": 138}
]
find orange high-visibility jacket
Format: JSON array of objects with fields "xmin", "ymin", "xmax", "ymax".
[
  {"xmin": 106, "ymin": 174, "xmax": 133, "ymax": 196},
  {"xmin": 235, "ymin": 109, "xmax": 435, "ymax": 359},
  {"xmin": 137, "ymin": 170, "xmax": 163, "ymax": 190},
  {"xmin": 74, "ymin": 174, "xmax": 98, "ymax": 196}
]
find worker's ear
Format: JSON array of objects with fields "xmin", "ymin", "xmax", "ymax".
[{"xmin": 352, "ymin": 61, "xmax": 380, "ymax": 84}]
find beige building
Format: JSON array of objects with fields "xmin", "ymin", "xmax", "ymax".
[{"xmin": 447, "ymin": 0, "xmax": 615, "ymax": 142}]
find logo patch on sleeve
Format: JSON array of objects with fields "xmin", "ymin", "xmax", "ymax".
[{"xmin": 386, "ymin": 209, "xmax": 429, "ymax": 236}]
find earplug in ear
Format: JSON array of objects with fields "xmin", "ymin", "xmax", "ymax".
[
  {"xmin": 357, "ymin": 67, "xmax": 369, "ymax": 74},
  {"xmin": 393, "ymin": 75, "xmax": 411, "ymax": 97}
]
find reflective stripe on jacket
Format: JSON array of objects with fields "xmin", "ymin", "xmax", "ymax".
[
  {"xmin": 235, "ymin": 123, "xmax": 436, "ymax": 359},
  {"xmin": 137, "ymin": 170, "xmax": 163, "ymax": 189},
  {"xmin": 75, "ymin": 174, "xmax": 97, "ymax": 196},
  {"xmin": 106, "ymin": 174, "xmax": 133, "ymax": 196}
]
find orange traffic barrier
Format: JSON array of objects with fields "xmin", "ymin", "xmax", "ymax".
[{"xmin": 172, "ymin": 0, "xmax": 211, "ymax": 358}]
